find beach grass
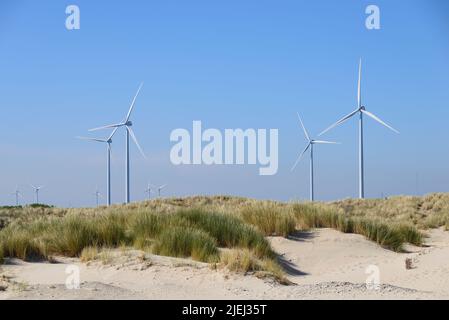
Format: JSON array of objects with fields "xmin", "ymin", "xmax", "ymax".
[
  {"xmin": 292, "ymin": 203, "xmax": 423, "ymax": 251},
  {"xmin": 0, "ymin": 207, "xmax": 280, "ymax": 278},
  {"xmin": 0, "ymin": 194, "xmax": 439, "ymax": 281}
]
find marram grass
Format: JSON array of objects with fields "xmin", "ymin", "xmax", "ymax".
[
  {"xmin": 152, "ymin": 227, "xmax": 219, "ymax": 262},
  {"xmin": 239, "ymin": 203, "xmax": 296, "ymax": 237},
  {"xmin": 0, "ymin": 195, "xmax": 432, "ymax": 282},
  {"xmin": 292, "ymin": 203, "xmax": 423, "ymax": 251}
]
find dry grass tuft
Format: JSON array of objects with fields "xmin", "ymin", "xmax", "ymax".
[{"xmin": 80, "ymin": 246, "xmax": 98, "ymax": 262}]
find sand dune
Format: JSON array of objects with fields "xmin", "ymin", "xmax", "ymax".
[{"xmin": 1, "ymin": 228, "xmax": 448, "ymax": 300}]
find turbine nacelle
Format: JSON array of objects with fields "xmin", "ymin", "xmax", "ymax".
[{"xmin": 291, "ymin": 112, "xmax": 339, "ymax": 173}]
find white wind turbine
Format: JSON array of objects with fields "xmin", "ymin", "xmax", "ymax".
[
  {"xmin": 93, "ymin": 187, "xmax": 103, "ymax": 207},
  {"xmin": 77, "ymin": 128, "xmax": 118, "ymax": 206},
  {"xmin": 11, "ymin": 186, "xmax": 23, "ymax": 206},
  {"xmin": 89, "ymin": 83, "xmax": 146, "ymax": 203},
  {"xmin": 291, "ymin": 113, "xmax": 338, "ymax": 202},
  {"xmin": 30, "ymin": 185, "xmax": 44, "ymax": 204},
  {"xmin": 157, "ymin": 184, "xmax": 167, "ymax": 198},
  {"xmin": 144, "ymin": 183, "xmax": 154, "ymax": 200},
  {"xmin": 319, "ymin": 59, "xmax": 399, "ymax": 199}
]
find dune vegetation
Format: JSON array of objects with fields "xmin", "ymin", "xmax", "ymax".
[{"xmin": 2, "ymin": 193, "xmax": 448, "ymax": 282}]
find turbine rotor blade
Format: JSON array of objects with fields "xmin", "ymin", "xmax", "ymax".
[
  {"xmin": 159, "ymin": 184, "xmax": 167, "ymax": 190},
  {"xmin": 358, "ymin": 58, "xmax": 362, "ymax": 108},
  {"xmin": 108, "ymin": 127, "xmax": 119, "ymax": 140},
  {"xmin": 125, "ymin": 83, "xmax": 144, "ymax": 122},
  {"xmin": 296, "ymin": 113, "xmax": 310, "ymax": 141},
  {"xmin": 318, "ymin": 108, "xmax": 359, "ymax": 136},
  {"xmin": 127, "ymin": 126, "xmax": 146, "ymax": 159},
  {"xmin": 361, "ymin": 109, "xmax": 400, "ymax": 134},
  {"xmin": 313, "ymin": 140, "xmax": 340, "ymax": 144},
  {"xmin": 291, "ymin": 143, "xmax": 311, "ymax": 172},
  {"xmin": 77, "ymin": 136, "xmax": 108, "ymax": 143},
  {"xmin": 148, "ymin": 182, "xmax": 156, "ymax": 188},
  {"xmin": 89, "ymin": 123, "xmax": 123, "ymax": 132}
]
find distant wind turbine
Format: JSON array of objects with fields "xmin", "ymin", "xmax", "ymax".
[
  {"xmin": 157, "ymin": 184, "xmax": 167, "ymax": 198},
  {"xmin": 11, "ymin": 186, "xmax": 23, "ymax": 206},
  {"xmin": 77, "ymin": 127, "xmax": 118, "ymax": 206},
  {"xmin": 89, "ymin": 83, "xmax": 146, "ymax": 203},
  {"xmin": 30, "ymin": 185, "xmax": 44, "ymax": 204},
  {"xmin": 144, "ymin": 183, "xmax": 154, "ymax": 200},
  {"xmin": 319, "ymin": 59, "xmax": 399, "ymax": 199},
  {"xmin": 291, "ymin": 113, "xmax": 338, "ymax": 201},
  {"xmin": 93, "ymin": 187, "xmax": 103, "ymax": 207}
]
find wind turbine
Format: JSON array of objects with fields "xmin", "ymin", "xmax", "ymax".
[
  {"xmin": 291, "ymin": 113, "xmax": 338, "ymax": 201},
  {"xmin": 144, "ymin": 183, "xmax": 154, "ymax": 200},
  {"xmin": 11, "ymin": 186, "xmax": 23, "ymax": 206},
  {"xmin": 77, "ymin": 128, "xmax": 118, "ymax": 206},
  {"xmin": 93, "ymin": 187, "xmax": 103, "ymax": 207},
  {"xmin": 319, "ymin": 59, "xmax": 399, "ymax": 199},
  {"xmin": 89, "ymin": 83, "xmax": 146, "ymax": 203},
  {"xmin": 30, "ymin": 185, "xmax": 44, "ymax": 204},
  {"xmin": 157, "ymin": 184, "xmax": 167, "ymax": 198}
]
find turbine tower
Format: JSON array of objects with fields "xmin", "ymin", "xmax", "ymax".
[
  {"xmin": 30, "ymin": 185, "xmax": 44, "ymax": 204},
  {"xmin": 291, "ymin": 113, "xmax": 338, "ymax": 201},
  {"xmin": 89, "ymin": 83, "xmax": 146, "ymax": 203},
  {"xmin": 319, "ymin": 59, "xmax": 399, "ymax": 199},
  {"xmin": 77, "ymin": 128, "xmax": 118, "ymax": 206}
]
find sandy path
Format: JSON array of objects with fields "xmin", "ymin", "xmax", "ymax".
[{"xmin": 1, "ymin": 228, "xmax": 448, "ymax": 300}]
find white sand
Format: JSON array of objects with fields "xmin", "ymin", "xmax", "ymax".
[{"xmin": 1, "ymin": 228, "xmax": 448, "ymax": 300}]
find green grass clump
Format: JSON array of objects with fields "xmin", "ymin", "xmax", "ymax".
[
  {"xmin": 292, "ymin": 204, "xmax": 353, "ymax": 233},
  {"xmin": 0, "ymin": 227, "xmax": 47, "ymax": 261},
  {"xmin": 353, "ymin": 220, "xmax": 404, "ymax": 252},
  {"xmin": 292, "ymin": 203, "xmax": 423, "ymax": 252},
  {"xmin": 394, "ymin": 224, "xmax": 424, "ymax": 246},
  {"xmin": 152, "ymin": 227, "xmax": 219, "ymax": 262},
  {"xmin": 239, "ymin": 203, "xmax": 296, "ymax": 237},
  {"xmin": 175, "ymin": 209, "xmax": 274, "ymax": 259},
  {"xmin": 130, "ymin": 211, "xmax": 168, "ymax": 240}
]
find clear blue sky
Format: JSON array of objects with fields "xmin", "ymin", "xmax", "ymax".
[{"xmin": 1, "ymin": 0, "xmax": 448, "ymax": 207}]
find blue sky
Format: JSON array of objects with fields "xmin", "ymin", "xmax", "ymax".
[{"xmin": 0, "ymin": 0, "xmax": 448, "ymax": 207}]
